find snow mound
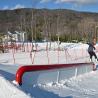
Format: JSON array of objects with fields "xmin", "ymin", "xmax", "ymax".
[
  {"xmin": 38, "ymin": 71, "xmax": 98, "ymax": 98},
  {"xmin": 0, "ymin": 75, "xmax": 31, "ymax": 98}
]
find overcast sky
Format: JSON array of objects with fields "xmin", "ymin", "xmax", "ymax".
[{"xmin": 0, "ymin": 0, "xmax": 98, "ymax": 12}]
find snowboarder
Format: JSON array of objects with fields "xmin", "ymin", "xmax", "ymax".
[{"xmin": 87, "ymin": 38, "xmax": 98, "ymax": 61}]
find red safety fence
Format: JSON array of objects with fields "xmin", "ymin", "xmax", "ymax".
[
  {"xmin": 0, "ymin": 44, "xmax": 21, "ymax": 50},
  {"xmin": 16, "ymin": 62, "xmax": 95, "ymax": 85}
]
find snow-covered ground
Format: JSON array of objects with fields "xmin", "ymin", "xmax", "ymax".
[{"xmin": 0, "ymin": 42, "xmax": 98, "ymax": 98}]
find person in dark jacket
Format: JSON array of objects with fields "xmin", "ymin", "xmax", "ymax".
[{"xmin": 87, "ymin": 41, "xmax": 98, "ymax": 61}]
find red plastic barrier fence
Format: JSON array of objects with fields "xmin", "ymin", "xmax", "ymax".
[{"xmin": 16, "ymin": 62, "xmax": 94, "ymax": 85}]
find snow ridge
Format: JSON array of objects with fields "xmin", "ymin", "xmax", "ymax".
[{"xmin": 0, "ymin": 75, "xmax": 31, "ymax": 98}]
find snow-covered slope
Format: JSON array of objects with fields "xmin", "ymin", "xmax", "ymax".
[
  {"xmin": 0, "ymin": 75, "xmax": 31, "ymax": 98},
  {"xmin": 0, "ymin": 42, "xmax": 98, "ymax": 98},
  {"xmin": 39, "ymin": 71, "xmax": 98, "ymax": 98}
]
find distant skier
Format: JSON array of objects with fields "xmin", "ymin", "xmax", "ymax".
[{"xmin": 87, "ymin": 38, "xmax": 98, "ymax": 61}]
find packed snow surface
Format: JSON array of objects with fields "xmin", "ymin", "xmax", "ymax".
[
  {"xmin": 0, "ymin": 42, "xmax": 98, "ymax": 98},
  {"xmin": 0, "ymin": 75, "xmax": 31, "ymax": 98}
]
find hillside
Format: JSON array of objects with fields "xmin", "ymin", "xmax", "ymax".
[{"xmin": 0, "ymin": 8, "xmax": 98, "ymax": 41}]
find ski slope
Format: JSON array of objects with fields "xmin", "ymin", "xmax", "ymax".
[
  {"xmin": 0, "ymin": 75, "xmax": 30, "ymax": 98},
  {"xmin": 0, "ymin": 42, "xmax": 98, "ymax": 98}
]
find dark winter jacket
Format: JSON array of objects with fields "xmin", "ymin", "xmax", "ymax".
[{"xmin": 87, "ymin": 43, "xmax": 95, "ymax": 52}]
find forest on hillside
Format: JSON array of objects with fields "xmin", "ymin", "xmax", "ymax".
[{"xmin": 0, "ymin": 8, "xmax": 98, "ymax": 42}]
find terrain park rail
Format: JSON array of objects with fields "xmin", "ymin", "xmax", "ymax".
[{"xmin": 16, "ymin": 62, "xmax": 95, "ymax": 85}]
